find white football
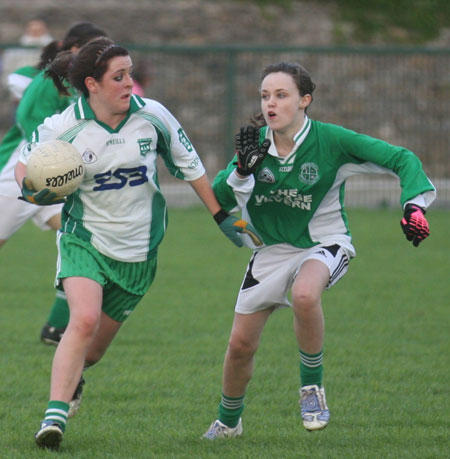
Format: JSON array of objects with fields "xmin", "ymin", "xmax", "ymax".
[{"xmin": 26, "ymin": 140, "xmax": 85, "ymax": 197}]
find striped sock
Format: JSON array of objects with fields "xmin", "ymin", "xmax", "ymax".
[
  {"xmin": 44, "ymin": 401, "xmax": 70, "ymax": 432},
  {"xmin": 218, "ymin": 393, "xmax": 245, "ymax": 428},
  {"xmin": 299, "ymin": 349, "xmax": 323, "ymax": 387}
]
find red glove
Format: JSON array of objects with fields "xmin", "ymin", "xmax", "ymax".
[{"xmin": 400, "ymin": 204, "xmax": 430, "ymax": 247}]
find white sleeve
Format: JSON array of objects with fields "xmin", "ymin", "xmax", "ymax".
[
  {"xmin": 404, "ymin": 189, "xmax": 436, "ymax": 210},
  {"xmin": 7, "ymin": 73, "xmax": 32, "ymax": 99},
  {"xmin": 226, "ymin": 170, "xmax": 255, "ymax": 210},
  {"xmin": 147, "ymin": 100, "xmax": 206, "ymax": 181}
]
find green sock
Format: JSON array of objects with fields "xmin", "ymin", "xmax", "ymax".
[
  {"xmin": 47, "ymin": 291, "xmax": 70, "ymax": 329},
  {"xmin": 44, "ymin": 400, "xmax": 69, "ymax": 432},
  {"xmin": 218, "ymin": 393, "xmax": 245, "ymax": 428},
  {"xmin": 299, "ymin": 349, "xmax": 323, "ymax": 387}
]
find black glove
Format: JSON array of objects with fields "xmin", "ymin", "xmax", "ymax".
[
  {"xmin": 235, "ymin": 126, "xmax": 271, "ymax": 176},
  {"xmin": 400, "ymin": 204, "xmax": 430, "ymax": 247}
]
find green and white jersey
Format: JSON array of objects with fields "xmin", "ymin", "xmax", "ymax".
[
  {"xmin": 0, "ymin": 69, "xmax": 76, "ymax": 174},
  {"xmin": 20, "ymin": 94, "xmax": 205, "ymax": 262},
  {"xmin": 7, "ymin": 65, "xmax": 39, "ymax": 100},
  {"xmin": 213, "ymin": 117, "xmax": 436, "ymax": 255}
]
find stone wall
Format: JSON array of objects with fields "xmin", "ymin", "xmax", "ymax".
[{"xmin": 0, "ymin": 0, "xmax": 336, "ymax": 46}]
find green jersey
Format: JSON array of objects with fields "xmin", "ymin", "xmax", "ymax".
[
  {"xmin": 21, "ymin": 94, "xmax": 205, "ymax": 262},
  {"xmin": 16, "ymin": 69, "xmax": 77, "ymax": 141},
  {"xmin": 213, "ymin": 117, "xmax": 436, "ymax": 254}
]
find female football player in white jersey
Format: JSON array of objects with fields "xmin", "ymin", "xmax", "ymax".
[
  {"xmin": 15, "ymin": 37, "xmax": 261, "ymax": 450},
  {"xmin": 202, "ymin": 62, "xmax": 436, "ymax": 439}
]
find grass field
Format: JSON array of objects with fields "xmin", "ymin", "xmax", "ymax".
[{"xmin": 0, "ymin": 207, "xmax": 448, "ymax": 458}]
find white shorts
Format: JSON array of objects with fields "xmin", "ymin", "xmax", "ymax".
[
  {"xmin": 235, "ymin": 243, "xmax": 351, "ymax": 314},
  {"xmin": 0, "ymin": 147, "xmax": 63, "ymax": 239}
]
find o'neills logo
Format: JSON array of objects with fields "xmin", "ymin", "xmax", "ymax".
[{"xmin": 45, "ymin": 165, "xmax": 84, "ymax": 187}]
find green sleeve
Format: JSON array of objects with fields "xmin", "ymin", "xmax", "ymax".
[
  {"xmin": 16, "ymin": 73, "xmax": 75, "ymax": 141},
  {"xmin": 212, "ymin": 157, "xmax": 239, "ymax": 212},
  {"xmin": 330, "ymin": 124, "xmax": 435, "ymax": 205}
]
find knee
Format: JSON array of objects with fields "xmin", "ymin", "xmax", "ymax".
[
  {"xmin": 292, "ymin": 287, "xmax": 321, "ymax": 314},
  {"xmin": 70, "ymin": 311, "xmax": 100, "ymax": 339},
  {"xmin": 227, "ymin": 334, "xmax": 258, "ymax": 362}
]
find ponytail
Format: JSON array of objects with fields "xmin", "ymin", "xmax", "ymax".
[
  {"xmin": 37, "ymin": 40, "xmax": 62, "ymax": 70},
  {"xmin": 45, "ymin": 51, "xmax": 75, "ymax": 96}
]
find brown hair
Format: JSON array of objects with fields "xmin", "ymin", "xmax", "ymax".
[{"xmin": 46, "ymin": 37, "xmax": 128, "ymax": 97}]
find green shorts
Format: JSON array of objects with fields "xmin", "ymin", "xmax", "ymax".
[{"xmin": 56, "ymin": 232, "xmax": 157, "ymax": 322}]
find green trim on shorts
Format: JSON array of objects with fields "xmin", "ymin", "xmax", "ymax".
[{"xmin": 56, "ymin": 232, "xmax": 157, "ymax": 322}]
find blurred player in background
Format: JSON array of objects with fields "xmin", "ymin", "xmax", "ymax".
[
  {"xmin": 15, "ymin": 37, "xmax": 261, "ymax": 450},
  {"xmin": 1, "ymin": 17, "xmax": 54, "ymax": 108},
  {"xmin": 0, "ymin": 22, "xmax": 108, "ymax": 345},
  {"xmin": 202, "ymin": 61, "xmax": 436, "ymax": 439}
]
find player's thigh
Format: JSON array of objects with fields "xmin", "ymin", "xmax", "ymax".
[
  {"xmin": 293, "ymin": 244, "xmax": 350, "ymax": 297},
  {"xmin": 292, "ymin": 259, "xmax": 330, "ymax": 304},
  {"xmin": 62, "ymin": 276, "xmax": 103, "ymax": 324},
  {"xmin": 235, "ymin": 245, "xmax": 303, "ymax": 314}
]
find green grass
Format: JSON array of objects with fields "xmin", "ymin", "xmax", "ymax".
[{"xmin": 0, "ymin": 207, "xmax": 449, "ymax": 458}]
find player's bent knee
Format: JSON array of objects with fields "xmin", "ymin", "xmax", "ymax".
[
  {"xmin": 227, "ymin": 337, "xmax": 258, "ymax": 360},
  {"xmin": 292, "ymin": 290, "xmax": 321, "ymax": 312}
]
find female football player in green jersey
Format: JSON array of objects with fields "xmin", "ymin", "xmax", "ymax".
[
  {"xmin": 0, "ymin": 23, "xmax": 108, "ymax": 346},
  {"xmin": 203, "ymin": 62, "xmax": 436, "ymax": 439},
  {"xmin": 15, "ymin": 37, "xmax": 260, "ymax": 450}
]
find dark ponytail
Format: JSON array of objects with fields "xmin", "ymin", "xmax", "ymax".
[
  {"xmin": 45, "ymin": 51, "xmax": 75, "ymax": 96},
  {"xmin": 37, "ymin": 40, "xmax": 62, "ymax": 70}
]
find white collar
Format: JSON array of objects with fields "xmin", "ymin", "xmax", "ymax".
[{"xmin": 266, "ymin": 116, "xmax": 311, "ymax": 163}]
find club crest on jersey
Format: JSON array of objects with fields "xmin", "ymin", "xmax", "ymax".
[
  {"xmin": 178, "ymin": 128, "xmax": 193, "ymax": 152},
  {"xmin": 299, "ymin": 162, "xmax": 320, "ymax": 185},
  {"xmin": 257, "ymin": 167, "xmax": 276, "ymax": 183},
  {"xmin": 82, "ymin": 149, "xmax": 97, "ymax": 163},
  {"xmin": 137, "ymin": 138, "xmax": 152, "ymax": 157}
]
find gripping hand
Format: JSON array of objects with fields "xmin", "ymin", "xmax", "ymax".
[
  {"xmin": 214, "ymin": 209, "xmax": 263, "ymax": 247},
  {"xmin": 400, "ymin": 204, "xmax": 430, "ymax": 247},
  {"xmin": 235, "ymin": 126, "xmax": 271, "ymax": 176},
  {"xmin": 19, "ymin": 178, "xmax": 66, "ymax": 206}
]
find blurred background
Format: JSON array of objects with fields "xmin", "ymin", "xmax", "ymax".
[{"xmin": 1, "ymin": 0, "xmax": 449, "ymax": 208}]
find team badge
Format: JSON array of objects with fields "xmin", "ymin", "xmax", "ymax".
[
  {"xmin": 257, "ymin": 167, "xmax": 276, "ymax": 183},
  {"xmin": 178, "ymin": 128, "xmax": 193, "ymax": 152},
  {"xmin": 299, "ymin": 162, "xmax": 320, "ymax": 185},
  {"xmin": 137, "ymin": 138, "xmax": 152, "ymax": 157},
  {"xmin": 82, "ymin": 149, "xmax": 97, "ymax": 163}
]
